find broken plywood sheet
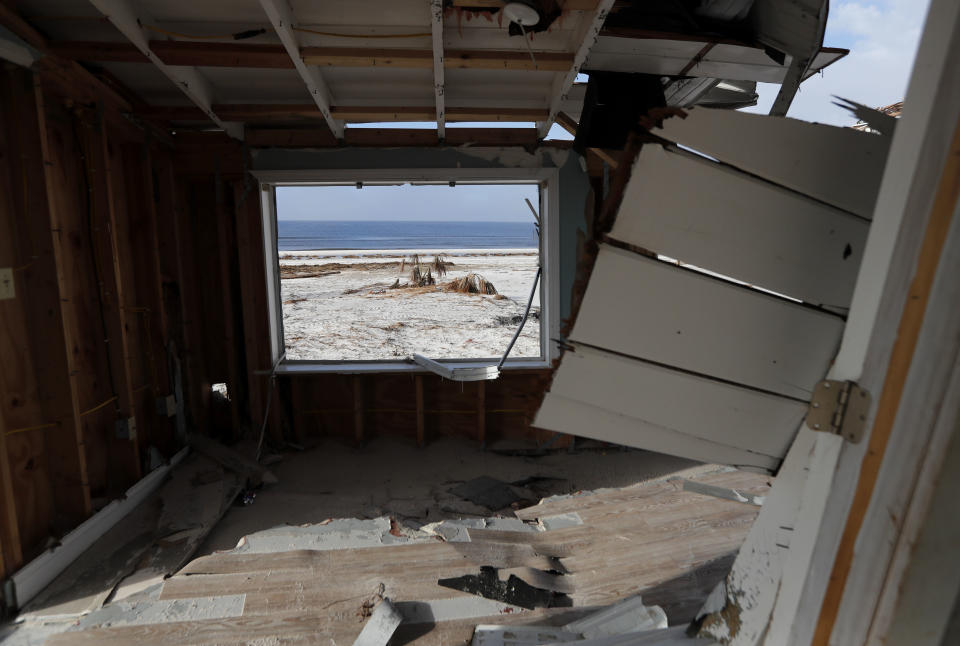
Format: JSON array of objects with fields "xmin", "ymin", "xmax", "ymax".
[
  {"xmin": 610, "ymin": 145, "xmax": 869, "ymax": 308},
  {"xmin": 570, "ymin": 245, "xmax": 845, "ymax": 401},
  {"xmin": 653, "ymin": 107, "xmax": 889, "ymax": 218}
]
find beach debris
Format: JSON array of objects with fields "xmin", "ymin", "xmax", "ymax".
[
  {"xmin": 445, "ymin": 273, "xmax": 498, "ymax": 295},
  {"xmin": 433, "ymin": 255, "xmax": 449, "ymax": 277},
  {"xmin": 408, "ymin": 254, "xmax": 437, "ymax": 287}
]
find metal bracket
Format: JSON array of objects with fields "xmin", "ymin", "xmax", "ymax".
[{"xmin": 806, "ymin": 380, "xmax": 871, "ymax": 443}]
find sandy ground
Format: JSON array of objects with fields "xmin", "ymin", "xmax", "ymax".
[
  {"xmin": 280, "ymin": 249, "xmax": 541, "ymax": 360},
  {"xmin": 197, "ymin": 436, "xmax": 703, "ymax": 555}
]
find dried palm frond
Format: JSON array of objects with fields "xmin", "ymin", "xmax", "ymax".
[
  {"xmin": 432, "ymin": 255, "xmax": 448, "ymax": 278},
  {"xmin": 444, "ymin": 272, "xmax": 497, "ymax": 295}
]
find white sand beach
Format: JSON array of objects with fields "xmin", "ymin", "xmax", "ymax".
[{"xmin": 280, "ymin": 249, "xmax": 542, "ymax": 361}]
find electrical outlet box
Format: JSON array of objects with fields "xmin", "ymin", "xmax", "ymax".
[
  {"xmin": 0, "ymin": 268, "xmax": 14, "ymax": 300},
  {"xmin": 115, "ymin": 416, "xmax": 137, "ymax": 440},
  {"xmin": 156, "ymin": 394, "xmax": 177, "ymax": 417}
]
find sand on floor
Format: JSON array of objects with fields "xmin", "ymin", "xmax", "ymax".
[{"xmin": 280, "ymin": 249, "xmax": 542, "ymax": 361}]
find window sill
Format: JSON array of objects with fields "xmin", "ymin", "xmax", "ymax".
[{"xmin": 275, "ymin": 359, "xmax": 551, "ymax": 375}]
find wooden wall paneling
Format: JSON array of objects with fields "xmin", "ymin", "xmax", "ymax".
[
  {"xmin": 477, "ymin": 381, "xmax": 486, "ymax": 448},
  {"xmin": 169, "ymin": 174, "xmax": 208, "ymax": 434},
  {"xmin": 353, "ymin": 376, "xmax": 365, "ymax": 446},
  {"xmin": 572, "ymin": 245, "xmax": 845, "ymax": 400},
  {"xmin": 415, "ymin": 375, "xmax": 425, "ymax": 447},
  {"xmin": 428, "ymin": 377, "xmax": 479, "ymax": 440},
  {"xmin": 91, "ymin": 112, "xmax": 141, "ymax": 483},
  {"xmin": 120, "ymin": 142, "xmax": 175, "ymax": 456},
  {"xmin": 0, "ymin": 406, "xmax": 23, "ymax": 578},
  {"xmin": 535, "ymin": 393, "xmax": 780, "ymax": 471},
  {"xmin": 232, "ymin": 180, "xmax": 283, "ymax": 444},
  {"xmin": 0, "ymin": 70, "xmax": 52, "ymax": 563},
  {"xmin": 653, "ymin": 107, "xmax": 890, "ymax": 218},
  {"xmin": 368, "ymin": 374, "xmax": 417, "ymax": 442},
  {"xmin": 549, "ymin": 345, "xmax": 806, "ymax": 459},
  {"xmin": 214, "ymin": 173, "xmax": 244, "ymax": 438},
  {"xmin": 609, "ymin": 145, "xmax": 870, "ymax": 308}
]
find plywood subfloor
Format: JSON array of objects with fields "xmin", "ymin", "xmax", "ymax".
[{"xmin": 43, "ymin": 467, "xmax": 769, "ymax": 645}]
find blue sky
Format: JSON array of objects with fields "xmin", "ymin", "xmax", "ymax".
[
  {"xmin": 280, "ymin": 1, "xmax": 930, "ymax": 221},
  {"xmin": 745, "ymin": 0, "xmax": 930, "ymax": 124}
]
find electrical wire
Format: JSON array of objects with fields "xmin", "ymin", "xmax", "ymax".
[{"xmin": 5, "ymin": 422, "xmax": 59, "ymax": 437}]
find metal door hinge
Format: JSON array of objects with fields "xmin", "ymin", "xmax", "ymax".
[{"xmin": 806, "ymin": 380, "xmax": 871, "ymax": 443}]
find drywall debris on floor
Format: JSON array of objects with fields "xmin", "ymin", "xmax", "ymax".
[
  {"xmin": 352, "ymin": 598, "xmax": 402, "ymax": 646},
  {"xmin": 188, "ymin": 435, "xmax": 278, "ymax": 486}
]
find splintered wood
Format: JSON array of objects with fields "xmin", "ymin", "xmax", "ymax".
[{"xmin": 46, "ymin": 468, "xmax": 769, "ymax": 645}]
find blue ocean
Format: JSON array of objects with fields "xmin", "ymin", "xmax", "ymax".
[{"xmin": 277, "ymin": 220, "xmax": 538, "ymax": 251}]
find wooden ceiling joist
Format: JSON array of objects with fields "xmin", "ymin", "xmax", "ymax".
[
  {"xmin": 538, "ymin": 0, "xmax": 616, "ymax": 139},
  {"xmin": 257, "ymin": 0, "xmax": 343, "ymax": 139},
  {"xmin": 49, "ymin": 40, "xmax": 574, "ymax": 71},
  {"xmin": 452, "ymin": 0, "xmax": 600, "ymax": 9},
  {"xmin": 431, "ymin": 0, "xmax": 445, "ymax": 140},
  {"xmin": 85, "ymin": 0, "xmax": 243, "ymax": 139},
  {"xmin": 140, "ymin": 104, "xmax": 549, "ymax": 123},
  {"xmin": 244, "ymin": 127, "xmax": 544, "ymax": 148}
]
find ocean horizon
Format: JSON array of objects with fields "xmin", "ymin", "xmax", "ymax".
[{"xmin": 277, "ymin": 219, "xmax": 539, "ymax": 251}]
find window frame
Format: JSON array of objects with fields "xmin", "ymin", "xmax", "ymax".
[{"xmin": 253, "ymin": 167, "xmax": 561, "ymax": 375}]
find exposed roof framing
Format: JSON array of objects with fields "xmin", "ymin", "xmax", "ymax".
[
  {"xmin": 140, "ymin": 105, "xmax": 549, "ymax": 124},
  {"xmin": 257, "ymin": 0, "xmax": 343, "ymax": 139},
  {"xmin": 431, "ymin": 0, "xmax": 445, "ymax": 140},
  {"xmin": 86, "ymin": 0, "xmax": 243, "ymax": 140},
  {"xmin": 453, "ymin": 0, "xmax": 600, "ymax": 8},
  {"xmin": 538, "ymin": 0, "xmax": 616, "ymax": 139},
  {"xmin": 48, "ymin": 40, "xmax": 576, "ymax": 71}
]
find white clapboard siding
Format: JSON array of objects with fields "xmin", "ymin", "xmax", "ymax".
[
  {"xmin": 534, "ymin": 393, "xmax": 780, "ymax": 471},
  {"xmin": 549, "ymin": 345, "xmax": 806, "ymax": 458},
  {"xmin": 610, "ymin": 145, "xmax": 869, "ymax": 308},
  {"xmin": 570, "ymin": 245, "xmax": 845, "ymax": 400},
  {"xmin": 654, "ymin": 107, "xmax": 890, "ymax": 218}
]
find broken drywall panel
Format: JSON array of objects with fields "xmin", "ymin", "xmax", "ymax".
[
  {"xmin": 541, "ymin": 626, "xmax": 706, "ymax": 645},
  {"xmin": 72, "ymin": 594, "xmax": 246, "ymax": 630},
  {"xmin": 231, "ymin": 517, "xmax": 433, "ymax": 553},
  {"xmin": 472, "ymin": 624, "xmax": 582, "ymax": 646},
  {"xmin": 677, "ymin": 480, "xmax": 765, "ymax": 507},
  {"xmin": 570, "ymin": 245, "xmax": 845, "ymax": 401},
  {"xmin": 653, "ymin": 107, "xmax": 889, "ymax": 218},
  {"xmin": 10, "ymin": 448, "xmax": 188, "ymax": 611},
  {"xmin": 608, "ymin": 144, "xmax": 869, "ymax": 308},
  {"xmin": 396, "ymin": 598, "xmax": 523, "ymax": 624},
  {"xmin": 564, "ymin": 596, "xmax": 668, "ymax": 639},
  {"xmin": 353, "ymin": 598, "xmax": 403, "ymax": 646},
  {"xmin": 540, "ymin": 513, "xmax": 584, "ymax": 531}
]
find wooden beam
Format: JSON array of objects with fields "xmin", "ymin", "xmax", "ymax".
[
  {"xmin": 0, "ymin": 407, "xmax": 23, "ymax": 577},
  {"xmin": 452, "ymin": 0, "xmax": 600, "ymax": 9},
  {"xmin": 477, "ymin": 380, "xmax": 486, "ymax": 448},
  {"xmin": 140, "ymin": 104, "xmax": 549, "ymax": 123},
  {"xmin": 431, "ymin": 0, "xmax": 445, "ymax": 140},
  {"xmin": 258, "ymin": 0, "xmax": 343, "ymax": 139},
  {"xmin": 50, "ymin": 40, "xmax": 575, "ymax": 72},
  {"xmin": 353, "ymin": 376, "xmax": 364, "ymax": 446},
  {"xmin": 86, "ymin": 0, "xmax": 242, "ymax": 139},
  {"xmin": 0, "ymin": 2, "xmax": 47, "ymax": 50},
  {"xmin": 556, "ymin": 111, "xmax": 578, "ymax": 136},
  {"xmin": 538, "ymin": 0, "xmax": 615, "ymax": 139},
  {"xmin": 243, "ymin": 126, "xmax": 540, "ymax": 148},
  {"xmin": 415, "ymin": 376, "xmax": 425, "ymax": 448}
]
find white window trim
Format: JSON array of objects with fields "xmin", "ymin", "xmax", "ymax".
[{"xmin": 253, "ymin": 167, "xmax": 561, "ymax": 375}]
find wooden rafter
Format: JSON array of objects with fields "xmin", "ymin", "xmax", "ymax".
[
  {"xmin": 452, "ymin": 0, "xmax": 601, "ymax": 9},
  {"xmin": 258, "ymin": 0, "xmax": 343, "ymax": 139},
  {"xmin": 431, "ymin": 0, "xmax": 445, "ymax": 139},
  {"xmin": 538, "ymin": 0, "xmax": 616, "ymax": 139},
  {"xmin": 138, "ymin": 104, "xmax": 549, "ymax": 123},
  {"xmin": 86, "ymin": 0, "xmax": 242, "ymax": 139},
  {"xmin": 50, "ymin": 40, "xmax": 575, "ymax": 71}
]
